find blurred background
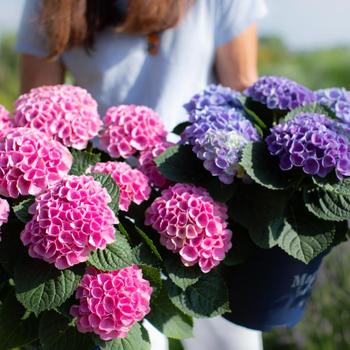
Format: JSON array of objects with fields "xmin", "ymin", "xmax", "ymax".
[{"xmin": 1, "ymin": 1, "xmax": 350, "ymax": 349}]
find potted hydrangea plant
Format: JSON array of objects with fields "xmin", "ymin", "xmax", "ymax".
[
  {"xmin": 156, "ymin": 77, "xmax": 350, "ymax": 330},
  {"xmin": 0, "ymin": 77, "xmax": 349, "ymax": 350}
]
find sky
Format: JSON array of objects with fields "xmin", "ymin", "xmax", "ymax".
[{"xmin": 0, "ymin": 0, "xmax": 350, "ymax": 51}]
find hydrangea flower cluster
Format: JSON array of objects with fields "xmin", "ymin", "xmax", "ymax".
[
  {"xmin": 145, "ymin": 183, "xmax": 232, "ymax": 273},
  {"xmin": 315, "ymin": 88, "xmax": 350, "ymax": 123},
  {"xmin": 14, "ymin": 85, "xmax": 102, "ymax": 150},
  {"xmin": 99, "ymin": 105, "xmax": 167, "ymax": 158},
  {"xmin": 88, "ymin": 162, "xmax": 151, "ymax": 211},
  {"xmin": 0, "ymin": 128, "xmax": 72, "ymax": 198},
  {"xmin": 266, "ymin": 112, "xmax": 350, "ymax": 179},
  {"xmin": 193, "ymin": 129, "xmax": 251, "ymax": 184},
  {"xmin": 20, "ymin": 175, "xmax": 118, "ymax": 269},
  {"xmin": 245, "ymin": 76, "xmax": 316, "ymax": 110},
  {"xmin": 181, "ymin": 107, "xmax": 259, "ymax": 145},
  {"xmin": 0, "ymin": 198, "xmax": 10, "ymax": 241},
  {"xmin": 183, "ymin": 84, "xmax": 243, "ymax": 113},
  {"xmin": 70, "ymin": 265, "xmax": 152, "ymax": 340},
  {"xmin": 0, "ymin": 105, "xmax": 13, "ymax": 139},
  {"xmin": 181, "ymin": 107, "xmax": 260, "ymax": 183},
  {"xmin": 138, "ymin": 141, "xmax": 174, "ymax": 188}
]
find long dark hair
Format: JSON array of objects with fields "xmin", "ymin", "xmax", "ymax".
[{"xmin": 41, "ymin": 0, "xmax": 191, "ymax": 58}]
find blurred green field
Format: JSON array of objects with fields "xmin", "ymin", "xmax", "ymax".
[{"xmin": 0, "ymin": 34, "xmax": 350, "ymax": 350}]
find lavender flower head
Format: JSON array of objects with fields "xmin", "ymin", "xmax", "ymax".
[
  {"xmin": 182, "ymin": 107, "xmax": 260, "ymax": 184},
  {"xmin": 193, "ymin": 129, "xmax": 251, "ymax": 184},
  {"xmin": 245, "ymin": 76, "xmax": 316, "ymax": 110},
  {"xmin": 266, "ymin": 112, "xmax": 350, "ymax": 179},
  {"xmin": 183, "ymin": 84, "xmax": 243, "ymax": 113},
  {"xmin": 181, "ymin": 106, "xmax": 259, "ymax": 145},
  {"xmin": 315, "ymin": 88, "xmax": 350, "ymax": 123}
]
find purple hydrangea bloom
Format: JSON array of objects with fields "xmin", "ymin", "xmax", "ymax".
[
  {"xmin": 245, "ymin": 76, "xmax": 316, "ymax": 110},
  {"xmin": 182, "ymin": 107, "xmax": 260, "ymax": 184},
  {"xmin": 183, "ymin": 84, "xmax": 243, "ymax": 113},
  {"xmin": 315, "ymin": 88, "xmax": 350, "ymax": 123},
  {"xmin": 181, "ymin": 106, "xmax": 259, "ymax": 145},
  {"xmin": 266, "ymin": 113, "xmax": 350, "ymax": 179},
  {"xmin": 193, "ymin": 129, "xmax": 251, "ymax": 184}
]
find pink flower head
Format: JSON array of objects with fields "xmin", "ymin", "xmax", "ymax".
[
  {"xmin": 138, "ymin": 141, "xmax": 174, "ymax": 188},
  {"xmin": 70, "ymin": 265, "xmax": 152, "ymax": 340},
  {"xmin": 0, "ymin": 105, "xmax": 13, "ymax": 139},
  {"xmin": 99, "ymin": 105, "xmax": 167, "ymax": 158},
  {"xmin": 145, "ymin": 183, "xmax": 232, "ymax": 273},
  {"xmin": 20, "ymin": 175, "xmax": 118, "ymax": 269},
  {"xmin": 0, "ymin": 127, "xmax": 72, "ymax": 198},
  {"xmin": 14, "ymin": 85, "xmax": 102, "ymax": 150},
  {"xmin": 0, "ymin": 198, "xmax": 9, "ymax": 227},
  {"xmin": 88, "ymin": 161, "xmax": 151, "ymax": 211}
]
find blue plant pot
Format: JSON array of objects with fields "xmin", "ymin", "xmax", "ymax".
[{"xmin": 223, "ymin": 247, "xmax": 326, "ymax": 331}]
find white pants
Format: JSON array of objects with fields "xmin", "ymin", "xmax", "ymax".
[{"xmin": 144, "ymin": 317, "xmax": 263, "ymax": 350}]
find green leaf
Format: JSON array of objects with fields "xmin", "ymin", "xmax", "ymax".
[
  {"xmin": 277, "ymin": 199, "xmax": 336, "ymax": 263},
  {"xmin": 283, "ymin": 103, "xmax": 336, "ymax": 122},
  {"xmin": 140, "ymin": 323, "xmax": 151, "ymax": 350},
  {"xmin": 14, "ymin": 259, "xmax": 82, "ymax": 315},
  {"xmin": 132, "ymin": 242, "xmax": 162, "ymax": 268},
  {"xmin": 89, "ymin": 232, "xmax": 134, "ymax": 271},
  {"xmin": 0, "ymin": 291, "xmax": 39, "ymax": 349},
  {"xmin": 164, "ymin": 255, "xmax": 201, "ymax": 291},
  {"xmin": 168, "ymin": 339, "xmax": 185, "ymax": 350},
  {"xmin": 223, "ymin": 224, "xmax": 258, "ymax": 266},
  {"xmin": 139, "ymin": 265, "xmax": 162, "ymax": 298},
  {"xmin": 172, "ymin": 122, "xmax": 191, "ymax": 136},
  {"xmin": 312, "ymin": 174, "xmax": 350, "ymax": 196},
  {"xmin": 155, "ymin": 145, "xmax": 207, "ymax": 184},
  {"xmin": 304, "ymin": 186, "xmax": 350, "ymax": 222},
  {"xmin": 91, "ymin": 173, "xmax": 119, "ymax": 216},
  {"xmin": 228, "ymin": 183, "xmax": 290, "ymax": 248},
  {"xmin": 155, "ymin": 144, "xmax": 236, "ymax": 202},
  {"xmin": 147, "ymin": 288, "xmax": 193, "ymax": 339},
  {"xmin": 134, "ymin": 225, "xmax": 163, "ymax": 262},
  {"xmin": 13, "ymin": 197, "xmax": 34, "ymax": 223},
  {"xmin": 240, "ymin": 142, "xmax": 293, "ymax": 190},
  {"xmin": 69, "ymin": 149, "xmax": 101, "ymax": 176},
  {"xmin": 39, "ymin": 311, "xmax": 94, "ymax": 350},
  {"xmin": 167, "ymin": 271, "xmax": 230, "ymax": 318},
  {"xmin": 242, "ymin": 105, "xmax": 267, "ymax": 134},
  {"xmin": 97, "ymin": 323, "xmax": 148, "ymax": 350}
]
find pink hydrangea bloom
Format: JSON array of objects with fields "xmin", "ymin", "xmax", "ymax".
[
  {"xmin": 0, "ymin": 127, "xmax": 72, "ymax": 198},
  {"xmin": 88, "ymin": 161, "xmax": 151, "ymax": 211},
  {"xmin": 20, "ymin": 175, "xmax": 118, "ymax": 269},
  {"xmin": 145, "ymin": 183, "xmax": 232, "ymax": 273},
  {"xmin": 0, "ymin": 105, "xmax": 13, "ymax": 139},
  {"xmin": 70, "ymin": 265, "xmax": 152, "ymax": 340},
  {"xmin": 0, "ymin": 198, "xmax": 10, "ymax": 241},
  {"xmin": 14, "ymin": 85, "xmax": 102, "ymax": 150},
  {"xmin": 138, "ymin": 141, "xmax": 174, "ymax": 188},
  {"xmin": 99, "ymin": 105, "xmax": 167, "ymax": 158}
]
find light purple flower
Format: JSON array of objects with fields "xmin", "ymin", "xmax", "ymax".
[
  {"xmin": 315, "ymin": 88, "xmax": 350, "ymax": 123},
  {"xmin": 183, "ymin": 84, "xmax": 243, "ymax": 113},
  {"xmin": 245, "ymin": 76, "xmax": 316, "ymax": 110}
]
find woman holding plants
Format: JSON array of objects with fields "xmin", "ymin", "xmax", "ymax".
[{"xmin": 16, "ymin": 0, "xmax": 267, "ymax": 349}]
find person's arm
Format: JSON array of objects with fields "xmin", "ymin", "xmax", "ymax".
[
  {"xmin": 20, "ymin": 54, "xmax": 65, "ymax": 94},
  {"xmin": 215, "ymin": 23, "xmax": 258, "ymax": 92}
]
